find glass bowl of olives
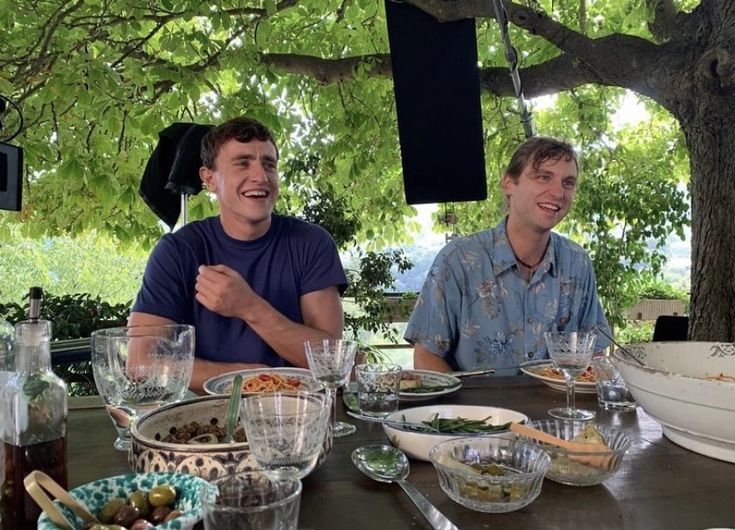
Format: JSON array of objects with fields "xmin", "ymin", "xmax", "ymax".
[
  {"xmin": 37, "ymin": 471, "xmax": 214, "ymax": 530},
  {"xmin": 429, "ymin": 437, "xmax": 550, "ymax": 513}
]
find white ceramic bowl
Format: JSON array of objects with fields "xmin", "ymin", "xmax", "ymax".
[
  {"xmin": 613, "ymin": 341, "xmax": 735, "ymax": 462},
  {"xmin": 383, "ymin": 405, "xmax": 529, "ymax": 462},
  {"xmin": 37, "ymin": 472, "xmax": 214, "ymax": 530}
]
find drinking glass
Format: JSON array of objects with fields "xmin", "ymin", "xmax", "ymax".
[
  {"xmin": 355, "ymin": 363, "xmax": 401, "ymax": 417},
  {"xmin": 241, "ymin": 391, "xmax": 330, "ymax": 479},
  {"xmin": 544, "ymin": 330, "xmax": 597, "ymax": 421},
  {"xmin": 91, "ymin": 324, "xmax": 195, "ymax": 450},
  {"xmin": 0, "ymin": 318, "xmax": 14, "ymax": 389},
  {"xmin": 200, "ymin": 471, "xmax": 302, "ymax": 530},
  {"xmin": 304, "ymin": 339, "xmax": 358, "ymax": 438}
]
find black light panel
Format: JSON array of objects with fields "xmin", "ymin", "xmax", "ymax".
[
  {"xmin": 0, "ymin": 142, "xmax": 23, "ymax": 211},
  {"xmin": 385, "ymin": 0, "xmax": 487, "ymax": 204}
]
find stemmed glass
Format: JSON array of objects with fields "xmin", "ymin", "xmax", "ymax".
[
  {"xmin": 91, "ymin": 324, "xmax": 195, "ymax": 450},
  {"xmin": 304, "ymin": 339, "xmax": 358, "ymax": 438},
  {"xmin": 545, "ymin": 330, "xmax": 597, "ymax": 421}
]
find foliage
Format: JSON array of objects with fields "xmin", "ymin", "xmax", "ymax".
[
  {"xmin": 616, "ymin": 320, "xmax": 654, "ymax": 345},
  {"xmin": 637, "ymin": 279, "xmax": 688, "ymax": 301},
  {"xmin": 0, "ymin": 0, "xmax": 702, "ymax": 331},
  {"xmin": 343, "ymin": 249, "xmax": 414, "ymax": 342},
  {"xmin": 0, "ymin": 227, "xmax": 148, "ymax": 304},
  {"xmin": 0, "ymin": 291, "xmax": 130, "ymax": 396}
]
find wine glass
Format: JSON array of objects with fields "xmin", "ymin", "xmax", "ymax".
[
  {"xmin": 304, "ymin": 339, "xmax": 358, "ymax": 438},
  {"xmin": 91, "ymin": 324, "xmax": 195, "ymax": 450},
  {"xmin": 241, "ymin": 391, "xmax": 330, "ymax": 479},
  {"xmin": 544, "ymin": 330, "xmax": 597, "ymax": 421}
]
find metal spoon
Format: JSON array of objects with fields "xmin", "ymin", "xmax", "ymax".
[
  {"xmin": 594, "ymin": 325, "xmax": 645, "ymax": 366},
  {"xmin": 352, "ymin": 444, "xmax": 459, "ymax": 530}
]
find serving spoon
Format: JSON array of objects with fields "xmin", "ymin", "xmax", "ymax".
[{"xmin": 352, "ymin": 444, "xmax": 459, "ymax": 530}]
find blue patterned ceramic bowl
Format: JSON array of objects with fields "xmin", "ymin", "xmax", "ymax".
[{"xmin": 37, "ymin": 471, "xmax": 214, "ymax": 530}]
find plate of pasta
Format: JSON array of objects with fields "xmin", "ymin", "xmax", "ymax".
[
  {"xmin": 202, "ymin": 367, "xmax": 322, "ymax": 396},
  {"xmin": 520, "ymin": 360, "xmax": 597, "ymax": 393}
]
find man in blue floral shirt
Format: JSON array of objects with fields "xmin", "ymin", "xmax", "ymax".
[{"xmin": 404, "ymin": 137, "xmax": 611, "ymax": 374}]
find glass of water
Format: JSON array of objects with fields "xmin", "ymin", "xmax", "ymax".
[
  {"xmin": 91, "ymin": 324, "xmax": 195, "ymax": 451},
  {"xmin": 241, "ymin": 391, "xmax": 330, "ymax": 479},
  {"xmin": 201, "ymin": 471, "xmax": 301, "ymax": 530},
  {"xmin": 592, "ymin": 356, "xmax": 636, "ymax": 411},
  {"xmin": 355, "ymin": 363, "xmax": 401, "ymax": 417}
]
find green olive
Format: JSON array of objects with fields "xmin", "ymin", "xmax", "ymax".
[
  {"xmin": 128, "ymin": 490, "xmax": 151, "ymax": 517},
  {"xmin": 148, "ymin": 484, "xmax": 177, "ymax": 507},
  {"xmin": 98, "ymin": 498, "xmax": 127, "ymax": 524}
]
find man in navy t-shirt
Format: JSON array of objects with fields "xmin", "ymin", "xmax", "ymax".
[{"xmin": 129, "ymin": 117, "xmax": 348, "ymax": 392}]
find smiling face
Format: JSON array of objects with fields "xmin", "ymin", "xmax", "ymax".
[
  {"xmin": 502, "ymin": 155, "xmax": 577, "ymax": 235},
  {"xmin": 199, "ymin": 138, "xmax": 279, "ymax": 240}
]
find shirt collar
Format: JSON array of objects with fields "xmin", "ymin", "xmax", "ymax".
[{"xmin": 492, "ymin": 217, "xmax": 559, "ymax": 278}]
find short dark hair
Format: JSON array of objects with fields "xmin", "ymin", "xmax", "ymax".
[
  {"xmin": 504, "ymin": 136, "xmax": 578, "ymax": 182},
  {"xmin": 200, "ymin": 117, "xmax": 278, "ymax": 169}
]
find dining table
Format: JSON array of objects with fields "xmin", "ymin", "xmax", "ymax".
[{"xmin": 68, "ymin": 375, "xmax": 735, "ymax": 530}]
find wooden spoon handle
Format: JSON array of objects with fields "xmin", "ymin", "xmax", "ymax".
[
  {"xmin": 510, "ymin": 422, "xmax": 579, "ymax": 451},
  {"xmin": 24, "ymin": 470, "xmax": 100, "ymax": 528}
]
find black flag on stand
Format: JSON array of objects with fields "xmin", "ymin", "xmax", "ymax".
[{"xmin": 385, "ymin": 0, "xmax": 486, "ymax": 204}]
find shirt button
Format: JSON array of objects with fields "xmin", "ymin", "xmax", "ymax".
[
  {"xmin": 527, "ymin": 317, "xmax": 533, "ymax": 323},
  {"xmin": 527, "ymin": 351, "xmax": 534, "ymax": 359}
]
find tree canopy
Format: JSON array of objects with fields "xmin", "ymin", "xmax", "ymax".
[{"xmin": 3, "ymin": 0, "xmax": 724, "ymax": 336}]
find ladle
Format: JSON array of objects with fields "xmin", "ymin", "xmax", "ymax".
[
  {"xmin": 351, "ymin": 444, "xmax": 459, "ymax": 530},
  {"xmin": 24, "ymin": 470, "xmax": 99, "ymax": 530}
]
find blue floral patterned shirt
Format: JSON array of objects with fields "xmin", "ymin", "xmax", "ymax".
[{"xmin": 404, "ymin": 218, "xmax": 611, "ymax": 375}]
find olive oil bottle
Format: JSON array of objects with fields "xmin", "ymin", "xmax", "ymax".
[{"xmin": 1, "ymin": 287, "xmax": 68, "ymax": 530}]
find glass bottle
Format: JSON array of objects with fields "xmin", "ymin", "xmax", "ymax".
[{"xmin": 1, "ymin": 287, "xmax": 68, "ymax": 530}]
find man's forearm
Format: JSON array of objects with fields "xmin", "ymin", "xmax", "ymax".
[
  {"xmin": 189, "ymin": 357, "xmax": 268, "ymax": 394},
  {"xmin": 238, "ymin": 296, "xmax": 340, "ymax": 368}
]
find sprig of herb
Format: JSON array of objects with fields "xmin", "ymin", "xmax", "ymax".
[{"xmin": 400, "ymin": 413, "xmax": 511, "ymax": 433}]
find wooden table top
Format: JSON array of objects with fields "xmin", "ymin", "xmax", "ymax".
[{"xmin": 68, "ymin": 376, "xmax": 735, "ymax": 530}]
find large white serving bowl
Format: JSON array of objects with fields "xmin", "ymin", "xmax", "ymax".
[
  {"xmin": 613, "ymin": 341, "xmax": 735, "ymax": 463},
  {"xmin": 383, "ymin": 404, "xmax": 528, "ymax": 462}
]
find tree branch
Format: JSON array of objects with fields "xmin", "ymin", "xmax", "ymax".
[
  {"xmin": 646, "ymin": 0, "xmax": 683, "ymax": 41},
  {"xmin": 260, "ymin": 53, "xmax": 392, "ymax": 84}
]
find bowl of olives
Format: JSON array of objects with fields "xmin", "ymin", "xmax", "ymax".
[
  {"xmin": 129, "ymin": 395, "xmax": 258, "ymax": 481},
  {"xmin": 129, "ymin": 395, "xmax": 333, "ymax": 481},
  {"xmin": 37, "ymin": 471, "xmax": 214, "ymax": 530}
]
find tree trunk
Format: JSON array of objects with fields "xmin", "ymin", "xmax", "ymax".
[{"xmin": 683, "ymin": 117, "xmax": 735, "ymax": 341}]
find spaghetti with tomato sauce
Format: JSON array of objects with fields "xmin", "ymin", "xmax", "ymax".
[{"xmin": 240, "ymin": 373, "xmax": 303, "ymax": 393}]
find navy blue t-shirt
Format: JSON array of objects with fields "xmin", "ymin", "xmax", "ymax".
[{"xmin": 132, "ymin": 214, "xmax": 348, "ymax": 366}]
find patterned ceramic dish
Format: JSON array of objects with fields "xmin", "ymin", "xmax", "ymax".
[
  {"xmin": 37, "ymin": 471, "xmax": 214, "ymax": 530},
  {"xmin": 129, "ymin": 395, "xmax": 332, "ymax": 481},
  {"xmin": 520, "ymin": 360, "xmax": 597, "ymax": 394},
  {"xmin": 201, "ymin": 367, "xmax": 321, "ymax": 395},
  {"xmin": 613, "ymin": 341, "xmax": 735, "ymax": 463},
  {"xmin": 129, "ymin": 395, "xmax": 257, "ymax": 481}
]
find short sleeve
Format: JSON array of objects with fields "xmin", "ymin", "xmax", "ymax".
[
  {"xmin": 132, "ymin": 235, "xmax": 192, "ymax": 323},
  {"xmin": 404, "ymin": 246, "xmax": 462, "ymax": 358},
  {"xmin": 298, "ymin": 225, "xmax": 348, "ymax": 296}
]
